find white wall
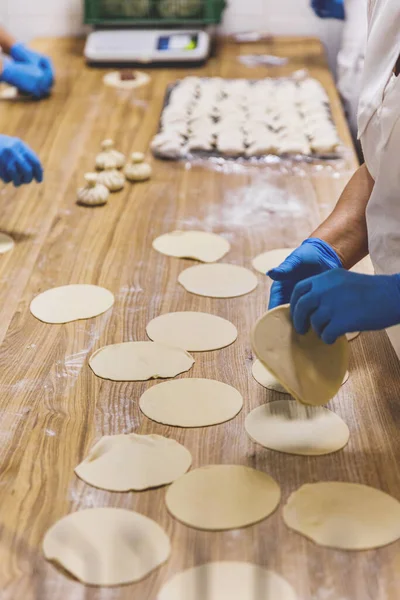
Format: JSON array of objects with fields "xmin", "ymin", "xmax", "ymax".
[{"xmin": 0, "ymin": 0, "xmax": 343, "ymax": 73}]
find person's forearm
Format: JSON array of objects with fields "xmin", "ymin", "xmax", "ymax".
[
  {"xmin": 311, "ymin": 163, "xmax": 374, "ymax": 269},
  {"xmin": 0, "ymin": 27, "xmax": 17, "ymax": 55}
]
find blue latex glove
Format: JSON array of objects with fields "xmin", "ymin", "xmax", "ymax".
[
  {"xmin": 1, "ymin": 57, "xmax": 50, "ymax": 99},
  {"xmin": 0, "ymin": 135, "xmax": 43, "ymax": 186},
  {"xmin": 10, "ymin": 42, "xmax": 54, "ymax": 89},
  {"xmin": 268, "ymin": 238, "xmax": 342, "ymax": 309},
  {"xmin": 291, "ymin": 269, "xmax": 400, "ymax": 345},
  {"xmin": 311, "ymin": 0, "xmax": 345, "ymax": 19}
]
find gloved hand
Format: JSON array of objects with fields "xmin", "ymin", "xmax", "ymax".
[
  {"xmin": 268, "ymin": 238, "xmax": 342, "ymax": 309},
  {"xmin": 0, "ymin": 135, "xmax": 43, "ymax": 186},
  {"xmin": 10, "ymin": 42, "xmax": 54, "ymax": 89},
  {"xmin": 291, "ymin": 269, "xmax": 400, "ymax": 345},
  {"xmin": 0, "ymin": 57, "xmax": 50, "ymax": 99},
  {"xmin": 311, "ymin": 0, "xmax": 345, "ymax": 20}
]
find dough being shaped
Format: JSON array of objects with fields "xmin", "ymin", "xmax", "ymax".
[
  {"xmin": 124, "ymin": 153, "xmax": 152, "ymax": 181},
  {"xmin": 77, "ymin": 173, "xmax": 109, "ymax": 206},
  {"xmin": 245, "ymin": 400, "xmax": 349, "ymax": 456},
  {"xmin": 251, "ymin": 305, "xmax": 349, "ymax": 406},
  {"xmin": 43, "ymin": 508, "xmax": 171, "ymax": 586},
  {"xmin": 0, "ymin": 232, "xmax": 15, "ymax": 254},
  {"xmin": 166, "ymin": 465, "xmax": 280, "ymax": 531},
  {"xmin": 283, "ymin": 482, "xmax": 400, "ymax": 550},
  {"xmin": 153, "ymin": 230, "xmax": 230, "ymax": 263},
  {"xmin": 146, "ymin": 312, "xmax": 237, "ymax": 351},
  {"xmin": 140, "ymin": 378, "xmax": 243, "ymax": 427},
  {"xmin": 158, "ymin": 562, "xmax": 298, "ymax": 600},
  {"xmin": 75, "ymin": 433, "xmax": 192, "ymax": 491},
  {"xmin": 179, "ymin": 264, "xmax": 258, "ymax": 298},
  {"xmin": 95, "ymin": 139, "xmax": 125, "ymax": 170},
  {"xmin": 89, "ymin": 341, "xmax": 194, "ymax": 381},
  {"xmin": 96, "ymin": 168, "xmax": 125, "ymax": 192},
  {"xmin": 252, "ymin": 360, "xmax": 349, "ymax": 393},
  {"xmin": 30, "ymin": 284, "xmax": 114, "ymax": 324},
  {"xmin": 252, "ymin": 248, "xmax": 295, "ymax": 275},
  {"xmin": 103, "ymin": 70, "xmax": 150, "ymax": 90}
]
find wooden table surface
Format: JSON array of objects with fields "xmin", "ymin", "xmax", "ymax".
[{"xmin": 0, "ymin": 36, "xmax": 398, "ymax": 600}]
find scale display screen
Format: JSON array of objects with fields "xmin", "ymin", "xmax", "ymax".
[{"xmin": 157, "ymin": 34, "xmax": 198, "ymax": 52}]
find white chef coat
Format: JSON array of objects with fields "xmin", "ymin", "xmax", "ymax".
[{"xmin": 358, "ymin": 0, "xmax": 400, "ymax": 356}]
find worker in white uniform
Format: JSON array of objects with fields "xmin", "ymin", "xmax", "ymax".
[
  {"xmin": 269, "ymin": 0, "xmax": 400, "ymax": 358},
  {"xmin": 0, "ymin": 26, "xmax": 53, "ymax": 186}
]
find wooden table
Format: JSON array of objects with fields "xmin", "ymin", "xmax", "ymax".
[{"xmin": 0, "ymin": 36, "xmax": 398, "ymax": 600}]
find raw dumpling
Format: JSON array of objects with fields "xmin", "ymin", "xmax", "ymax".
[
  {"xmin": 96, "ymin": 168, "xmax": 125, "ymax": 192},
  {"xmin": 95, "ymin": 139, "xmax": 125, "ymax": 170},
  {"xmin": 77, "ymin": 173, "xmax": 109, "ymax": 206},
  {"xmin": 124, "ymin": 153, "xmax": 152, "ymax": 181}
]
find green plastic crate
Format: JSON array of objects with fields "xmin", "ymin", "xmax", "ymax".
[{"xmin": 85, "ymin": 0, "xmax": 226, "ymax": 26}]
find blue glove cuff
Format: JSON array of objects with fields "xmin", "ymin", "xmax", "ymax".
[{"xmin": 302, "ymin": 237, "xmax": 343, "ymax": 269}]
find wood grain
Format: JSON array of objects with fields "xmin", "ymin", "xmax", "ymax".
[{"xmin": 0, "ymin": 36, "xmax": 398, "ymax": 600}]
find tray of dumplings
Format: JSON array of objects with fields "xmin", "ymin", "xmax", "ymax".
[{"xmin": 151, "ymin": 76, "xmax": 342, "ymax": 161}]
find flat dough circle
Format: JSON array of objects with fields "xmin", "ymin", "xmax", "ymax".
[
  {"xmin": 252, "ymin": 360, "xmax": 349, "ymax": 394},
  {"xmin": 30, "ymin": 284, "xmax": 114, "ymax": 324},
  {"xmin": 347, "ymin": 331, "xmax": 360, "ymax": 341},
  {"xmin": 251, "ymin": 305, "xmax": 349, "ymax": 406},
  {"xmin": 153, "ymin": 230, "xmax": 230, "ymax": 263},
  {"xmin": 245, "ymin": 400, "xmax": 350, "ymax": 456},
  {"xmin": 179, "ymin": 264, "xmax": 258, "ymax": 298},
  {"xmin": 89, "ymin": 342, "xmax": 194, "ymax": 381},
  {"xmin": 43, "ymin": 508, "xmax": 171, "ymax": 586},
  {"xmin": 0, "ymin": 232, "xmax": 15, "ymax": 254},
  {"xmin": 75, "ymin": 433, "xmax": 192, "ymax": 491},
  {"xmin": 103, "ymin": 70, "xmax": 150, "ymax": 90},
  {"xmin": 165, "ymin": 465, "xmax": 280, "ymax": 530},
  {"xmin": 158, "ymin": 562, "xmax": 298, "ymax": 600},
  {"xmin": 283, "ymin": 482, "xmax": 400, "ymax": 550},
  {"xmin": 140, "ymin": 378, "xmax": 243, "ymax": 427},
  {"xmin": 146, "ymin": 312, "xmax": 237, "ymax": 351},
  {"xmin": 252, "ymin": 248, "xmax": 295, "ymax": 274}
]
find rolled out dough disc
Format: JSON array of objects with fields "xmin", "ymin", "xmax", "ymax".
[
  {"xmin": 252, "ymin": 360, "xmax": 349, "ymax": 394},
  {"xmin": 30, "ymin": 284, "xmax": 114, "ymax": 324},
  {"xmin": 140, "ymin": 378, "xmax": 243, "ymax": 427},
  {"xmin": 158, "ymin": 562, "xmax": 298, "ymax": 600},
  {"xmin": 245, "ymin": 400, "xmax": 350, "ymax": 456},
  {"xmin": 43, "ymin": 508, "xmax": 171, "ymax": 586},
  {"xmin": 251, "ymin": 305, "xmax": 349, "ymax": 406},
  {"xmin": 165, "ymin": 465, "xmax": 280, "ymax": 530},
  {"xmin": 179, "ymin": 264, "xmax": 258, "ymax": 298},
  {"xmin": 103, "ymin": 70, "xmax": 150, "ymax": 90},
  {"xmin": 0, "ymin": 232, "xmax": 15, "ymax": 254},
  {"xmin": 146, "ymin": 311, "xmax": 237, "ymax": 351},
  {"xmin": 252, "ymin": 248, "xmax": 295, "ymax": 275},
  {"xmin": 75, "ymin": 433, "xmax": 192, "ymax": 491},
  {"xmin": 89, "ymin": 342, "xmax": 194, "ymax": 381},
  {"xmin": 153, "ymin": 230, "xmax": 230, "ymax": 263},
  {"xmin": 347, "ymin": 331, "xmax": 360, "ymax": 341},
  {"xmin": 283, "ymin": 482, "xmax": 400, "ymax": 550}
]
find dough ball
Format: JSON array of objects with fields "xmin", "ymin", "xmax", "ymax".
[
  {"xmin": 77, "ymin": 173, "xmax": 109, "ymax": 206},
  {"xmin": 96, "ymin": 168, "xmax": 125, "ymax": 192},
  {"xmin": 75, "ymin": 433, "xmax": 192, "ymax": 491},
  {"xmin": 43, "ymin": 508, "xmax": 171, "ymax": 586},
  {"xmin": 140, "ymin": 378, "xmax": 243, "ymax": 427},
  {"xmin": 179, "ymin": 263, "xmax": 258, "ymax": 298},
  {"xmin": 153, "ymin": 230, "xmax": 230, "ymax": 263},
  {"xmin": 283, "ymin": 482, "xmax": 400, "ymax": 550}
]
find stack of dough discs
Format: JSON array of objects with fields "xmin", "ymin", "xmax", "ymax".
[
  {"xmin": 153, "ymin": 230, "xmax": 230, "ymax": 263},
  {"xmin": 43, "ymin": 508, "xmax": 171, "ymax": 586},
  {"xmin": 252, "ymin": 360, "xmax": 349, "ymax": 393},
  {"xmin": 179, "ymin": 264, "xmax": 258, "ymax": 298},
  {"xmin": 0, "ymin": 232, "xmax": 14, "ymax": 254},
  {"xmin": 251, "ymin": 305, "xmax": 349, "ymax": 406},
  {"xmin": 252, "ymin": 248, "xmax": 295, "ymax": 274},
  {"xmin": 146, "ymin": 312, "xmax": 237, "ymax": 351},
  {"xmin": 165, "ymin": 465, "xmax": 280, "ymax": 530},
  {"xmin": 75, "ymin": 434, "xmax": 192, "ymax": 491},
  {"xmin": 158, "ymin": 562, "xmax": 298, "ymax": 600},
  {"xmin": 140, "ymin": 378, "xmax": 243, "ymax": 427},
  {"xmin": 89, "ymin": 342, "xmax": 194, "ymax": 381},
  {"xmin": 283, "ymin": 482, "xmax": 400, "ymax": 550},
  {"xmin": 245, "ymin": 400, "xmax": 350, "ymax": 456},
  {"xmin": 30, "ymin": 284, "xmax": 114, "ymax": 324}
]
